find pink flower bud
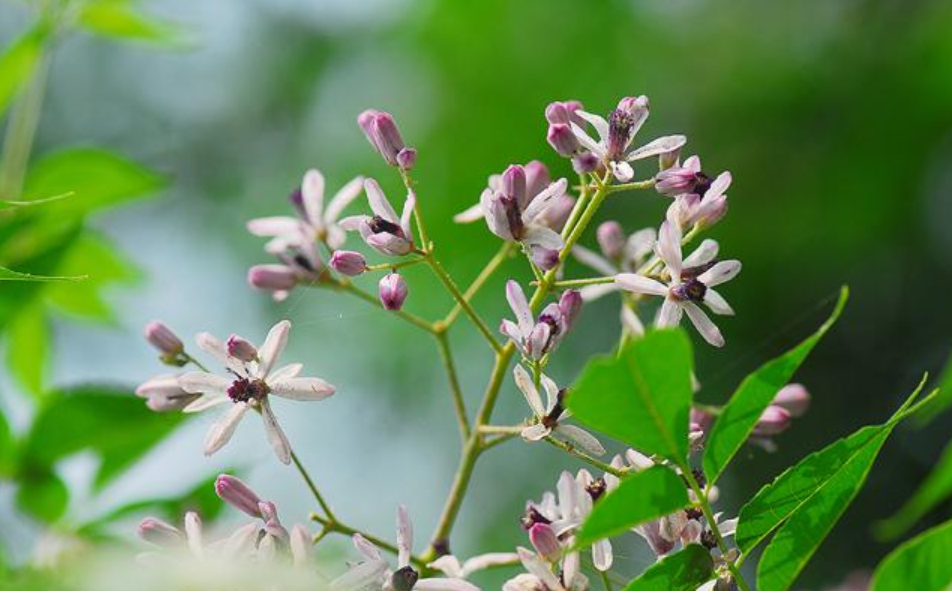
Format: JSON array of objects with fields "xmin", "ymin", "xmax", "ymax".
[
  {"xmin": 138, "ymin": 517, "xmax": 182, "ymax": 547},
  {"xmin": 528, "ymin": 523, "xmax": 561, "ymax": 562},
  {"xmin": 559, "ymin": 290, "xmax": 582, "ymax": 331},
  {"xmin": 529, "ymin": 246, "xmax": 560, "ymax": 271},
  {"xmin": 248, "ymin": 264, "xmax": 298, "ymax": 291},
  {"xmin": 572, "ymin": 151, "xmax": 599, "ymax": 174},
  {"xmin": 545, "ymin": 100, "xmax": 583, "ymax": 125},
  {"xmin": 617, "ymin": 95, "xmax": 649, "ymax": 117},
  {"xmin": 596, "ymin": 221, "xmax": 625, "ymax": 260},
  {"xmin": 773, "ymin": 384, "xmax": 810, "ymax": 418},
  {"xmin": 752, "ymin": 405, "xmax": 791, "ymax": 437},
  {"xmin": 379, "ymin": 273, "xmax": 408, "ymax": 311},
  {"xmin": 215, "ymin": 474, "xmax": 263, "ymax": 518},
  {"xmin": 330, "ymin": 250, "xmax": 368, "ymax": 276},
  {"xmin": 524, "ymin": 160, "xmax": 551, "ymax": 198},
  {"xmin": 396, "ymin": 148, "xmax": 417, "ymax": 170},
  {"xmin": 503, "ymin": 165, "xmax": 527, "ymax": 205},
  {"xmin": 357, "ymin": 109, "xmax": 413, "ymax": 168},
  {"xmin": 144, "ymin": 321, "xmax": 184, "ymax": 357},
  {"xmin": 226, "ymin": 335, "xmax": 258, "ymax": 362},
  {"xmin": 547, "ymin": 123, "xmax": 580, "ymax": 157}
]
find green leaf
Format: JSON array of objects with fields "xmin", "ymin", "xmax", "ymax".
[
  {"xmin": 0, "ymin": 24, "xmax": 48, "ymax": 117},
  {"xmin": 752, "ymin": 379, "xmax": 927, "ymax": 591},
  {"xmin": 875, "ymin": 437, "xmax": 952, "ymax": 540},
  {"xmin": 16, "ymin": 470, "xmax": 69, "ymax": 523},
  {"xmin": 576, "ymin": 466, "xmax": 690, "ymax": 546},
  {"xmin": 0, "ymin": 404, "xmax": 13, "ymax": 476},
  {"xmin": 703, "ymin": 286, "xmax": 849, "ymax": 485},
  {"xmin": 568, "ymin": 329, "xmax": 694, "ymax": 463},
  {"xmin": 23, "ymin": 148, "xmax": 166, "ymax": 219},
  {"xmin": 76, "ymin": 0, "xmax": 185, "ymax": 45},
  {"xmin": 23, "ymin": 386, "xmax": 185, "ymax": 490},
  {"xmin": 0, "ymin": 266, "xmax": 85, "ymax": 282},
  {"xmin": 620, "ymin": 545, "xmax": 714, "ymax": 591},
  {"xmin": 912, "ymin": 349, "xmax": 952, "ymax": 426},
  {"xmin": 6, "ymin": 303, "xmax": 50, "ymax": 398},
  {"xmin": 870, "ymin": 519, "xmax": 952, "ymax": 591},
  {"xmin": 0, "ymin": 192, "xmax": 73, "ymax": 209}
]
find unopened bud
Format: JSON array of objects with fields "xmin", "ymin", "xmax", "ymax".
[
  {"xmin": 215, "ymin": 475, "xmax": 263, "ymax": 518},
  {"xmin": 572, "ymin": 151, "xmax": 599, "ymax": 174},
  {"xmin": 502, "ymin": 165, "xmax": 527, "ymax": 206},
  {"xmin": 596, "ymin": 221, "xmax": 625, "ymax": 260},
  {"xmin": 773, "ymin": 384, "xmax": 810, "ymax": 418},
  {"xmin": 379, "ymin": 273, "xmax": 408, "ymax": 311},
  {"xmin": 530, "ymin": 246, "xmax": 560, "ymax": 272},
  {"xmin": 144, "ymin": 321, "xmax": 184, "ymax": 359},
  {"xmin": 528, "ymin": 523, "xmax": 561, "ymax": 562},
  {"xmin": 524, "ymin": 160, "xmax": 551, "ymax": 198},
  {"xmin": 752, "ymin": 405, "xmax": 791, "ymax": 437},
  {"xmin": 396, "ymin": 148, "xmax": 417, "ymax": 170},
  {"xmin": 330, "ymin": 250, "xmax": 368, "ymax": 276},
  {"xmin": 248, "ymin": 264, "xmax": 298, "ymax": 291},
  {"xmin": 138, "ymin": 517, "xmax": 182, "ymax": 547},
  {"xmin": 357, "ymin": 109, "xmax": 412, "ymax": 168},
  {"xmin": 226, "ymin": 335, "xmax": 258, "ymax": 362},
  {"xmin": 547, "ymin": 123, "xmax": 580, "ymax": 157},
  {"xmin": 545, "ymin": 100, "xmax": 583, "ymax": 125},
  {"xmin": 559, "ymin": 290, "xmax": 582, "ymax": 331}
]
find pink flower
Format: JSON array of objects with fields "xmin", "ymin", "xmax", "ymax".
[{"xmin": 339, "ymin": 179, "xmax": 416, "ymax": 256}]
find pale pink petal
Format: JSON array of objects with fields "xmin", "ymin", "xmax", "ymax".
[
  {"xmin": 268, "ymin": 363, "xmax": 303, "ymax": 383},
  {"xmin": 540, "ymin": 374, "xmax": 560, "ymax": 414},
  {"xmin": 459, "ymin": 553, "xmax": 520, "ymax": 577},
  {"xmin": 706, "ymin": 171, "xmax": 732, "ymax": 199},
  {"xmin": 220, "ymin": 522, "xmax": 258, "ymax": 558},
  {"xmin": 573, "ymin": 245, "xmax": 617, "ymax": 276},
  {"xmin": 363, "ymin": 178, "xmax": 398, "ymax": 222},
  {"xmin": 575, "ymin": 110, "xmax": 610, "ymax": 142},
  {"xmin": 557, "ymin": 471, "xmax": 578, "ymax": 518},
  {"xmin": 656, "ymin": 298, "xmax": 684, "ymax": 328},
  {"xmin": 260, "ymin": 399, "xmax": 291, "ymax": 464},
  {"xmin": 290, "ymin": 525, "xmax": 311, "ymax": 566},
  {"xmin": 246, "ymin": 216, "xmax": 302, "ymax": 238},
  {"xmin": 178, "ymin": 371, "xmax": 230, "ymax": 396},
  {"xmin": 522, "ymin": 178, "xmax": 567, "ymax": 222},
  {"xmin": 453, "ymin": 202, "xmax": 484, "ymax": 224},
  {"xmin": 621, "ymin": 305, "xmax": 645, "ymax": 336},
  {"xmin": 592, "ymin": 539, "xmax": 613, "ymax": 571},
  {"xmin": 611, "ymin": 161, "xmax": 634, "ymax": 182},
  {"xmin": 625, "ymin": 135, "xmax": 687, "ymax": 161},
  {"xmin": 505, "ymin": 280, "xmax": 533, "ymax": 335},
  {"xmin": 614, "ymin": 273, "xmax": 668, "ymax": 296},
  {"xmin": 397, "ymin": 504, "xmax": 413, "ymax": 568},
  {"xmin": 556, "ymin": 424, "xmax": 606, "ymax": 456},
  {"xmin": 399, "ymin": 190, "xmax": 417, "ymax": 240},
  {"xmin": 523, "ymin": 225, "xmax": 563, "ymax": 251},
  {"xmin": 697, "ymin": 260, "xmax": 741, "ymax": 287},
  {"xmin": 562, "ymin": 550, "xmax": 580, "ymax": 589},
  {"xmin": 184, "ymin": 512, "xmax": 203, "ymax": 558},
  {"xmin": 258, "ymin": 320, "xmax": 291, "ymax": 378},
  {"xmin": 514, "ymin": 365, "xmax": 545, "ymax": 417},
  {"xmin": 500, "ymin": 319, "xmax": 525, "ymax": 345},
  {"xmin": 579, "ymin": 283, "xmax": 620, "ymax": 302},
  {"xmin": 195, "ymin": 332, "xmax": 245, "ymax": 374},
  {"xmin": 415, "ymin": 579, "xmax": 481, "ymax": 591},
  {"xmin": 325, "ymin": 176, "xmax": 365, "ymax": 223},
  {"xmin": 683, "ymin": 302, "xmax": 725, "ymax": 347},
  {"xmin": 570, "ymin": 122, "xmax": 606, "ymax": 157},
  {"xmin": 719, "ymin": 517, "xmax": 738, "ymax": 538},
  {"xmin": 625, "ymin": 228, "xmax": 657, "ymax": 263},
  {"xmin": 703, "ymin": 289, "xmax": 734, "ymax": 316},
  {"xmin": 330, "ymin": 559, "xmax": 387, "ymax": 591},
  {"xmin": 204, "ymin": 403, "xmax": 249, "ymax": 455},
  {"xmin": 301, "ymin": 169, "xmax": 326, "ymax": 228},
  {"xmin": 521, "ymin": 423, "xmax": 551, "ymax": 442},
  {"xmin": 270, "ymin": 377, "xmax": 335, "ymax": 401},
  {"xmin": 428, "ymin": 555, "xmax": 464, "ymax": 578},
  {"xmin": 353, "ymin": 534, "xmax": 383, "ymax": 562},
  {"xmin": 338, "ymin": 215, "xmax": 369, "ymax": 231},
  {"xmin": 683, "ymin": 239, "xmax": 719, "ymax": 268},
  {"xmin": 656, "ymin": 220, "xmax": 683, "ymax": 279},
  {"xmin": 516, "ymin": 547, "xmax": 563, "ymax": 591}
]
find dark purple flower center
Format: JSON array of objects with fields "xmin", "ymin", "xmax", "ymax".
[
  {"xmin": 607, "ymin": 108, "xmax": 635, "ymax": 160},
  {"xmin": 391, "ymin": 566, "xmax": 419, "ymax": 591},
  {"xmin": 586, "ymin": 477, "xmax": 607, "ymax": 501},
  {"xmin": 671, "ymin": 278, "xmax": 707, "ymax": 303},
  {"xmin": 501, "ymin": 194, "xmax": 525, "ymax": 240},
  {"xmin": 681, "ymin": 260, "xmax": 717, "ymax": 282},
  {"xmin": 543, "ymin": 388, "xmax": 568, "ymax": 428},
  {"xmin": 520, "ymin": 505, "xmax": 552, "ymax": 530},
  {"xmin": 693, "ymin": 172, "xmax": 713, "ymax": 196},
  {"xmin": 227, "ymin": 377, "xmax": 270, "ymax": 404},
  {"xmin": 369, "ymin": 215, "xmax": 404, "ymax": 237}
]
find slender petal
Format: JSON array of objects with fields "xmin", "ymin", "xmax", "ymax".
[
  {"xmin": 556, "ymin": 472, "xmax": 578, "ymax": 519},
  {"xmin": 621, "ymin": 305, "xmax": 645, "ymax": 335},
  {"xmin": 182, "ymin": 392, "xmax": 229, "ymax": 413},
  {"xmin": 364, "ymin": 178, "xmax": 399, "ymax": 222},
  {"xmin": 573, "ymin": 245, "xmax": 617, "ymax": 276},
  {"xmin": 683, "ymin": 302, "xmax": 725, "ymax": 347},
  {"xmin": 246, "ymin": 216, "xmax": 303, "ymax": 238},
  {"xmin": 523, "ymin": 225, "xmax": 563, "ymax": 250},
  {"xmin": 195, "ymin": 333, "xmax": 245, "ymax": 374},
  {"xmin": 397, "ymin": 504, "xmax": 414, "ymax": 568},
  {"xmin": 301, "ymin": 169, "xmax": 326, "ymax": 228},
  {"xmin": 325, "ymin": 176, "xmax": 365, "ymax": 223},
  {"xmin": 683, "ymin": 239, "xmax": 719, "ymax": 268},
  {"xmin": 330, "ymin": 558, "xmax": 387, "ymax": 591},
  {"xmin": 516, "ymin": 547, "xmax": 563, "ymax": 591},
  {"xmin": 569, "ymin": 122, "xmax": 605, "ymax": 157},
  {"xmin": 269, "ymin": 377, "xmax": 335, "ymax": 401},
  {"xmin": 703, "ymin": 289, "xmax": 734, "ymax": 316},
  {"xmin": 399, "ymin": 190, "xmax": 417, "ymax": 240},
  {"xmin": 260, "ymin": 399, "xmax": 292, "ymax": 464},
  {"xmin": 429, "ymin": 555, "xmax": 464, "ymax": 578},
  {"xmin": 204, "ymin": 403, "xmax": 248, "ymax": 455},
  {"xmin": 460, "ymin": 553, "xmax": 520, "ymax": 577},
  {"xmin": 453, "ymin": 202, "xmax": 484, "ymax": 224},
  {"xmin": 625, "ymin": 135, "xmax": 687, "ymax": 161},
  {"xmin": 522, "ymin": 423, "xmax": 551, "ymax": 441},
  {"xmin": 657, "ymin": 298, "xmax": 683, "ymax": 328},
  {"xmin": 514, "ymin": 365, "xmax": 545, "ymax": 417},
  {"xmin": 506, "ymin": 281, "xmax": 533, "ymax": 336},
  {"xmin": 415, "ymin": 579, "xmax": 481, "ymax": 591},
  {"xmin": 697, "ymin": 260, "xmax": 741, "ymax": 287},
  {"xmin": 615, "ymin": 273, "xmax": 668, "ymax": 296},
  {"xmin": 579, "ymin": 283, "xmax": 620, "ymax": 302},
  {"xmin": 556, "ymin": 424, "xmax": 605, "ymax": 456},
  {"xmin": 592, "ymin": 539, "xmax": 613, "ymax": 571},
  {"xmin": 522, "ymin": 179, "xmax": 568, "ymax": 223},
  {"xmin": 540, "ymin": 374, "xmax": 560, "ymax": 414},
  {"xmin": 268, "ymin": 363, "xmax": 303, "ymax": 383},
  {"xmin": 258, "ymin": 320, "xmax": 291, "ymax": 378},
  {"xmin": 656, "ymin": 221, "xmax": 683, "ymax": 279},
  {"xmin": 179, "ymin": 371, "xmax": 231, "ymax": 396},
  {"xmin": 575, "ymin": 110, "xmax": 610, "ymax": 142}
]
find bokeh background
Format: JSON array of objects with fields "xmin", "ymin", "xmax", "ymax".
[{"xmin": 1, "ymin": 0, "xmax": 951, "ymax": 588}]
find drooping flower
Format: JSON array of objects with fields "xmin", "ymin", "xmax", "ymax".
[
  {"xmin": 331, "ymin": 506, "xmax": 480, "ymax": 591},
  {"xmin": 570, "ymin": 96, "xmax": 686, "ymax": 182},
  {"xmin": 177, "ymin": 320, "xmax": 335, "ymax": 464},
  {"xmin": 340, "ymin": 179, "xmax": 416, "ymax": 256},
  {"xmin": 614, "ymin": 221, "xmax": 740, "ymax": 347},
  {"xmin": 455, "ymin": 163, "xmax": 569, "ymax": 270},
  {"xmin": 247, "ymin": 169, "xmax": 364, "ymax": 252},
  {"xmin": 501, "ymin": 281, "xmax": 581, "ymax": 361},
  {"xmin": 513, "ymin": 365, "xmax": 604, "ymax": 456},
  {"xmin": 247, "ymin": 237, "xmax": 325, "ymax": 301}
]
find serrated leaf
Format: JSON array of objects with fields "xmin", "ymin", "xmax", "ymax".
[
  {"xmin": 0, "ymin": 266, "xmax": 85, "ymax": 282},
  {"xmin": 870, "ymin": 519, "xmax": 952, "ymax": 591},
  {"xmin": 568, "ymin": 329, "xmax": 694, "ymax": 463},
  {"xmin": 752, "ymin": 379, "xmax": 927, "ymax": 591},
  {"xmin": 577, "ymin": 466, "xmax": 689, "ymax": 546},
  {"xmin": 76, "ymin": 0, "xmax": 185, "ymax": 45},
  {"xmin": 703, "ymin": 287, "xmax": 849, "ymax": 485},
  {"xmin": 0, "ymin": 24, "xmax": 48, "ymax": 117},
  {"xmin": 23, "ymin": 148, "xmax": 166, "ymax": 219},
  {"xmin": 620, "ymin": 545, "xmax": 713, "ymax": 591},
  {"xmin": 875, "ymin": 437, "xmax": 952, "ymax": 540},
  {"xmin": 16, "ymin": 470, "xmax": 69, "ymax": 523},
  {"xmin": 6, "ymin": 303, "xmax": 50, "ymax": 398}
]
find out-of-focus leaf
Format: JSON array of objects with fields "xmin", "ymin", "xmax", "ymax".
[
  {"xmin": 16, "ymin": 470, "xmax": 69, "ymax": 523},
  {"xmin": 568, "ymin": 329, "xmax": 694, "ymax": 463},
  {"xmin": 703, "ymin": 287, "xmax": 849, "ymax": 485},
  {"xmin": 875, "ymin": 437, "xmax": 952, "ymax": 540},
  {"xmin": 913, "ymin": 349, "xmax": 952, "ymax": 426},
  {"xmin": 23, "ymin": 148, "xmax": 166, "ymax": 219},
  {"xmin": 0, "ymin": 192, "xmax": 73, "ymax": 209},
  {"xmin": 620, "ymin": 545, "xmax": 713, "ymax": 591},
  {"xmin": 576, "ymin": 466, "xmax": 689, "ymax": 546},
  {"xmin": 23, "ymin": 386, "xmax": 185, "ymax": 490},
  {"xmin": 870, "ymin": 519, "xmax": 952, "ymax": 591},
  {"xmin": 0, "ymin": 266, "xmax": 85, "ymax": 282},
  {"xmin": 46, "ymin": 232, "xmax": 139, "ymax": 322},
  {"xmin": 76, "ymin": 0, "xmax": 185, "ymax": 45},
  {"xmin": 0, "ymin": 404, "xmax": 12, "ymax": 476},
  {"xmin": 6, "ymin": 303, "xmax": 50, "ymax": 398},
  {"xmin": 0, "ymin": 24, "xmax": 48, "ymax": 117},
  {"xmin": 752, "ymin": 379, "xmax": 928, "ymax": 591}
]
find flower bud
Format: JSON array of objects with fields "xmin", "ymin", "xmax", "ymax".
[
  {"xmin": 144, "ymin": 321, "xmax": 184, "ymax": 358},
  {"xmin": 379, "ymin": 273, "xmax": 408, "ymax": 311},
  {"xmin": 547, "ymin": 123, "xmax": 580, "ymax": 157},
  {"xmin": 545, "ymin": 100, "xmax": 583, "ymax": 125},
  {"xmin": 528, "ymin": 523, "xmax": 561, "ymax": 562},
  {"xmin": 248, "ymin": 264, "xmax": 298, "ymax": 291},
  {"xmin": 226, "ymin": 335, "xmax": 258, "ymax": 362},
  {"xmin": 396, "ymin": 148, "xmax": 417, "ymax": 170},
  {"xmin": 215, "ymin": 474, "xmax": 263, "ymax": 518},
  {"xmin": 136, "ymin": 375, "xmax": 198, "ymax": 412},
  {"xmin": 502, "ymin": 165, "xmax": 527, "ymax": 206},
  {"xmin": 330, "ymin": 250, "xmax": 368, "ymax": 276},
  {"xmin": 616, "ymin": 95, "xmax": 649, "ymax": 118},
  {"xmin": 559, "ymin": 290, "xmax": 582, "ymax": 332},
  {"xmin": 138, "ymin": 517, "xmax": 182, "ymax": 547},
  {"xmin": 524, "ymin": 160, "xmax": 550, "ymax": 199},
  {"xmin": 596, "ymin": 221, "xmax": 626, "ymax": 260},
  {"xmin": 530, "ymin": 246, "xmax": 560, "ymax": 272},
  {"xmin": 752, "ymin": 405, "xmax": 791, "ymax": 437},
  {"xmin": 572, "ymin": 151, "xmax": 599, "ymax": 174},
  {"xmin": 773, "ymin": 384, "xmax": 810, "ymax": 418},
  {"xmin": 357, "ymin": 109, "xmax": 412, "ymax": 168},
  {"xmin": 536, "ymin": 194, "xmax": 575, "ymax": 232}
]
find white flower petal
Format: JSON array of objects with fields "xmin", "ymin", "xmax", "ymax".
[
  {"xmin": 246, "ymin": 216, "xmax": 302, "ymax": 238},
  {"xmin": 270, "ymin": 377, "xmax": 335, "ymax": 401},
  {"xmin": 260, "ymin": 399, "xmax": 292, "ymax": 464},
  {"xmin": 399, "ymin": 190, "xmax": 417, "ymax": 241},
  {"xmin": 611, "ymin": 161, "xmax": 634, "ymax": 182},
  {"xmin": 428, "ymin": 555, "xmax": 464, "ymax": 579},
  {"xmin": 460, "ymin": 552, "xmax": 520, "ymax": 577},
  {"xmin": 514, "ymin": 365, "xmax": 545, "ymax": 417},
  {"xmin": 579, "ymin": 283, "xmax": 620, "ymax": 302},
  {"xmin": 592, "ymin": 539, "xmax": 613, "ymax": 572},
  {"xmin": 556, "ymin": 424, "xmax": 606, "ymax": 456},
  {"xmin": 683, "ymin": 302, "xmax": 725, "ymax": 347},
  {"xmin": 301, "ymin": 169, "xmax": 326, "ymax": 228},
  {"xmin": 353, "ymin": 534, "xmax": 383, "ymax": 562},
  {"xmin": 575, "ymin": 110, "xmax": 610, "ymax": 142},
  {"xmin": 268, "ymin": 363, "xmax": 303, "ymax": 383},
  {"xmin": 557, "ymin": 472, "xmax": 578, "ymax": 518},
  {"xmin": 330, "ymin": 559, "xmax": 388, "ymax": 591},
  {"xmin": 703, "ymin": 288, "xmax": 734, "ymax": 316},
  {"xmin": 522, "ymin": 178, "xmax": 567, "ymax": 223},
  {"xmin": 570, "ymin": 122, "xmax": 606, "ymax": 157},
  {"xmin": 697, "ymin": 260, "xmax": 741, "ymax": 287},
  {"xmin": 521, "ymin": 423, "xmax": 551, "ymax": 442},
  {"xmin": 625, "ymin": 135, "xmax": 687, "ymax": 161},
  {"xmin": 178, "ymin": 371, "xmax": 230, "ymax": 396},
  {"xmin": 325, "ymin": 176, "xmax": 365, "ymax": 223},
  {"xmin": 573, "ymin": 245, "xmax": 617, "ymax": 276},
  {"xmin": 540, "ymin": 374, "xmax": 560, "ymax": 414},
  {"xmin": 195, "ymin": 332, "xmax": 245, "ymax": 374},
  {"xmin": 621, "ymin": 305, "xmax": 645, "ymax": 336},
  {"xmin": 290, "ymin": 524, "xmax": 311, "ymax": 566},
  {"xmin": 453, "ymin": 202, "xmax": 484, "ymax": 224},
  {"xmin": 506, "ymin": 281, "xmax": 533, "ymax": 336},
  {"xmin": 656, "ymin": 221, "xmax": 683, "ymax": 279},
  {"xmin": 258, "ymin": 320, "xmax": 291, "ymax": 378},
  {"xmin": 204, "ymin": 403, "xmax": 248, "ymax": 456},
  {"xmin": 656, "ymin": 298, "xmax": 684, "ymax": 328},
  {"xmin": 397, "ymin": 504, "xmax": 414, "ymax": 568},
  {"xmin": 182, "ymin": 392, "xmax": 230, "ymax": 413},
  {"xmin": 683, "ymin": 239, "xmax": 719, "ymax": 268},
  {"xmin": 363, "ymin": 178, "xmax": 399, "ymax": 222},
  {"xmin": 338, "ymin": 215, "xmax": 369, "ymax": 231},
  {"xmin": 523, "ymin": 225, "xmax": 563, "ymax": 251},
  {"xmin": 517, "ymin": 547, "xmax": 563, "ymax": 591},
  {"xmin": 415, "ymin": 578, "xmax": 481, "ymax": 591},
  {"xmin": 614, "ymin": 273, "xmax": 668, "ymax": 296}
]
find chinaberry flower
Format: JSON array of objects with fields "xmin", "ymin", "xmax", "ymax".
[
  {"xmin": 331, "ymin": 506, "xmax": 479, "ymax": 591},
  {"xmin": 247, "ymin": 169, "xmax": 363, "ymax": 252},
  {"xmin": 340, "ymin": 179, "xmax": 416, "ymax": 256},
  {"xmin": 178, "ymin": 320, "xmax": 335, "ymax": 465},
  {"xmin": 574, "ymin": 469, "xmax": 615, "ymax": 571},
  {"xmin": 137, "ymin": 512, "xmax": 207, "ymax": 561},
  {"xmin": 570, "ymin": 96, "xmax": 686, "ymax": 182},
  {"xmin": 136, "ymin": 374, "xmax": 200, "ymax": 412},
  {"xmin": 659, "ymin": 156, "xmax": 732, "ymax": 231},
  {"xmin": 247, "ymin": 237, "xmax": 325, "ymax": 301},
  {"xmin": 455, "ymin": 163, "xmax": 569, "ymax": 270},
  {"xmin": 513, "ymin": 365, "xmax": 604, "ymax": 456},
  {"xmin": 358, "ymin": 109, "xmax": 417, "ymax": 170},
  {"xmin": 572, "ymin": 222, "xmax": 656, "ymax": 302},
  {"xmin": 144, "ymin": 320, "xmax": 185, "ymax": 364},
  {"xmin": 501, "ymin": 281, "xmax": 581, "ymax": 361},
  {"xmin": 614, "ymin": 221, "xmax": 740, "ymax": 347}
]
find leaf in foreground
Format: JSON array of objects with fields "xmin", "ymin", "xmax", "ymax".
[
  {"xmin": 875, "ymin": 436, "xmax": 952, "ymax": 540},
  {"xmin": 870, "ymin": 519, "xmax": 952, "ymax": 591},
  {"xmin": 620, "ymin": 545, "xmax": 713, "ymax": 591},
  {"xmin": 0, "ymin": 266, "xmax": 85, "ymax": 282}
]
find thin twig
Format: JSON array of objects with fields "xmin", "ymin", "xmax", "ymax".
[
  {"xmin": 435, "ymin": 331, "xmax": 470, "ymax": 441},
  {"xmin": 444, "ymin": 242, "xmax": 515, "ymax": 327},
  {"xmin": 543, "ymin": 435, "xmax": 626, "ymax": 477}
]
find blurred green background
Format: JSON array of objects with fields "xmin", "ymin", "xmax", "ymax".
[{"xmin": 1, "ymin": 0, "xmax": 951, "ymax": 588}]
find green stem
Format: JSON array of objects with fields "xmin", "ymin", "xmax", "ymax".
[
  {"xmin": 551, "ymin": 277, "xmax": 614, "ymax": 288},
  {"xmin": 604, "ymin": 178, "xmax": 656, "ymax": 194},
  {"xmin": 435, "ymin": 330, "xmax": 470, "ymax": 442},
  {"xmin": 444, "ymin": 242, "xmax": 514, "ymax": 327},
  {"xmin": 291, "ymin": 451, "xmax": 337, "ymax": 522},
  {"xmin": 543, "ymin": 436, "xmax": 625, "ymax": 477},
  {"xmin": 600, "ymin": 569, "xmax": 614, "ymax": 591},
  {"xmin": 425, "ymin": 255, "xmax": 502, "ymax": 353},
  {"xmin": 366, "ymin": 257, "xmax": 427, "ymax": 272},
  {"xmin": 561, "ymin": 173, "xmax": 591, "ymax": 240},
  {"xmin": 328, "ymin": 278, "xmax": 437, "ymax": 334},
  {"xmin": 0, "ymin": 50, "xmax": 50, "ymax": 201},
  {"xmin": 478, "ymin": 424, "xmax": 523, "ymax": 436},
  {"xmin": 182, "ymin": 352, "xmax": 210, "ymax": 373},
  {"xmin": 400, "ymin": 169, "xmax": 429, "ymax": 250},
  {"xmin": 310, "ymin": 512, "xmax": 428, "ymax": 570}
]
